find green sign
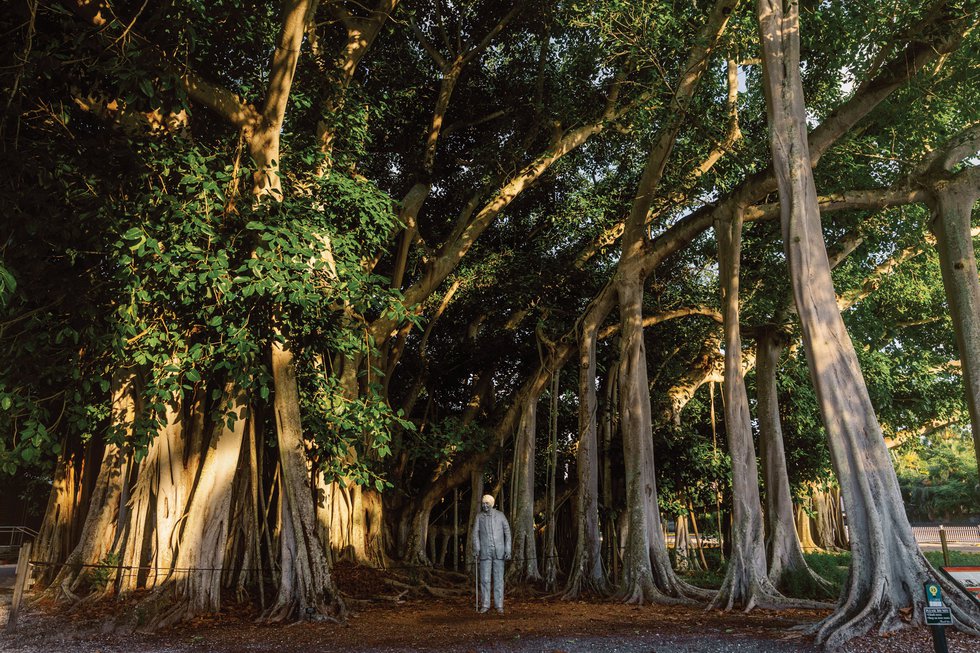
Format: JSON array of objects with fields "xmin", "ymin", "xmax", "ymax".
[
  {"xmin": 924, "ymin": 582, "xmax": 944, "ymax": 607},
  {"xmin": 924, "ymin": 606, "xmax": 952, "ymax": 626}
]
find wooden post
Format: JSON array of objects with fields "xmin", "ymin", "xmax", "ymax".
[
  {"xmin": 939, "ymin": 525, "xmax": 950, "ymax": 567},
  {"xmin": 6, "ymin": 541, "xmax": 32, "ymax": 632}
]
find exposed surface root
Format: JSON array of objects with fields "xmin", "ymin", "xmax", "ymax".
[{"xmin": 561, "ymin": 573, "xmax": 611, "ymax": 601}]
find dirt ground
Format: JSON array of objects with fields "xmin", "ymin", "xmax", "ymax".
[{"xmin": 1, "ymin": 565, "xmax": 978, "ymax": 653}]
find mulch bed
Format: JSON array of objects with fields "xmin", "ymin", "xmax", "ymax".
[{"xmin": 2, "ymin": 569, "xmax": 979, "ymax": 653}]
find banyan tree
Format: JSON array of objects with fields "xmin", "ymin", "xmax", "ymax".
[{"xmin": 2, "ymin": 0, "xmax": 980, "ymax": 647}]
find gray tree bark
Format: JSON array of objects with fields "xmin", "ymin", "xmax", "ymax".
[
  {"xmin": 756, "ymin": 327, "xmax": 832, "ymax": 594},
  {"xmin": 929, "ymin": 174, "xmax": 980, "ymax": 480},
  {"xmin": 508, "ymin": 396, "xmax": 541, "ymax": 583},
  {"xmin": 711, "ymin": 212, "xmax": 819, "ymax": 611},
  {"xmin": 264, "ymin": 340, "xmax": 344, "ymax": 621},
  {"xmin": 563, "ymin": 320, "xmax": 610, "ymax": 598},
  {"xmin": 757, "ymin": 0, "xmax": 980, "ymax": 645}
]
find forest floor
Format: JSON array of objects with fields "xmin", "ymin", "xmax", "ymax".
[{"xmin": 2, "ymin": 563, "xmax": 980, "ymax": 653}]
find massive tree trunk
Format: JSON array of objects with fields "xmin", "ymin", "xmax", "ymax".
[
  {"xmin": 757, "ymin": 0, "xmax": 980, "ymax": 645},
  {"xmin": 264, "ymin": 340, "xmax": 343, "ymax": 621},
  {"xmin": 613, "ymin": 0, "xmax": 736, "ymax": 604},
  {"xmin": 617, "ymin": 275, "xmax": 705, "ymax": 603},
  {"xmin": 563, "ymin": 321, "xmax": 610, "ymax": 598},
  {"xmin": 51, "ymin": 369, "xmax": 136, "ymax": 595},
  {"xmin": 34, "ymin": 439, "xmax": 97, "ymax": 588},
  {"xmin": 929, "ymin": 176, "xmax": 980, "ymax": 479},
  {"xmin": 151, "ymin": 397, "xmax": 194, "ymax": 589},
  {"xmin": 147, "ymin": 383, "xmax": 248, "ymax": 628},
  {"xmin": 249, "ymin": 0, "xmax": 349, "ymax": 609},
  {"xmin": 543, "ymin": 369, "xmax": 560, "ymax": 591},
  {"xmin": 711, "ymin": 211, "xmax": 802, "ymax": 611},
  {"xmin": 757, "ymin": 328, "xmax": 832, "ymax": 594},
  {"xmin": 508, "ymin": 396, "xmax": 541, "ymax": 583}
]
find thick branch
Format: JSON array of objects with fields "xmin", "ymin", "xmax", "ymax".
[
  {"xmin": 918, "ymin": 122, "xmax": 980, "ymax": 176},
  {"xmin": 575, "ymin": 53, "xmax": 742, "ymax": 270},
  {"xmin": 318, "ymin": 0, "xmax": 399, "ymax": 157},
  {"xmin": 250, "ymin": 0, "xmax": 319, "ymax": 198},
  {"xmin": 66, "ymin": 0, "xmax": 260, "ymax": 129},
  {"xmin": 622, "ymin": 0, "xmax": 738, "ymax": 252}
]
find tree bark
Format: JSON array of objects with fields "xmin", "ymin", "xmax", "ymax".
[
  {"xmin": 757, "ymin": 327, "xmax": 832, "ymax": 594},
  {"xmin": 617, "ymin": 276, "xmax": 703, "ymax": 603},
  {"xmin": 33, "ymin": 439, "xmax": 95, "ymax": 588},
  {"xmin": 757, "ymin": 0, "xmax": 980, "ymax": 645},
  {"xmin": 613, "ymin": 0, "xmax": 736, "ymax": 604},
  {"xmin": 711, "ymin": 211, "xmax": 801, "ymax": 611},
  {"xmin": 113, "ymin": 429, "xmax": 158, "ymax": 593},
  {"xmin": 264, "ymin": 340, "xmax": 344, "ymax": 621},
  {"xmin": 508, "ymin": 396, "xmax": 541, "ymax": 583},
  {"xmin": 795, "ymin": 500, "xmax": 820, "ymax": 552},
  {"xmin": 147, "ymin": 383, "xmax": 248, "ymax": 628},
  {"xmin": 51, "ymin": 369, "xmax": 135, "ymax": 595},
  {"xmin": 543, "ymin": 369, "xmax": 560, "ymax": 590},
  {"xmin": 152, "ymin": 398, "xmax": 189, "ymax": 589},
  {"xmin": 563, "ymin": 320, "xmax": 610, "ymax": 598},
  {"xmin": 929, "ymin": 175, "xmax": 980, "ymax": 480}
]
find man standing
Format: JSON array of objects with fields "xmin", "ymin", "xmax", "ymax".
[{"xmin": 471, "ymin": 494, "xmax": 511, "ymax": 614}]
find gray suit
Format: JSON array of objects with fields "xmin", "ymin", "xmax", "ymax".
[{"xmin": 471, "ymin": 508, "xmax": 511, "ymax": 611}]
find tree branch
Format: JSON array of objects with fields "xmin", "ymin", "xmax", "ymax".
[{"xmin": 65, "ymin": 0, "xmax": 260, "ymax": 130}]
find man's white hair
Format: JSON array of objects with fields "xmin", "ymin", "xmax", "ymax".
[{"xmin": 481, "ymin": 494, "xmax": 495, "ymax": 507}]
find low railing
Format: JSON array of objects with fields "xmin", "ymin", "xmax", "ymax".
[
  {"xmin": 0, "ymin": 526, "xmax": 38, "ymax": 544},
  {"xmin": 912, "ymin": 525, "xmax": 980, "ymax": 544},
  {"xmin": 0, "ymin": 526, "xmax": 38, "ymax": 559}
]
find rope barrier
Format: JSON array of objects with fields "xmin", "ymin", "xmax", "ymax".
[{"xmin": 25, "ymin": 555, "xmax": 565, "ymax": 576}]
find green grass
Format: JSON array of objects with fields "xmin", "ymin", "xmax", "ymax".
[
  {"xmin": 802, "ymin": 551, "xmax": 850, "ymax": 585},
  {"xmin": 676, "ymin": 549, "xmax": 980, "ymax": 599},
  {"xmin": 924, "ymin": 550, "xmax": 980, "ymax": 567},
  {"xmin": 676, "ymin": 549, "xmax": 852, "ymax": 595},
  {"xmin": 676, "ymin": 549, "xmax": 726, "ymax": 589}
]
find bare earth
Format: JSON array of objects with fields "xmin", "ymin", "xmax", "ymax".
[{"xmin": 1, "ymin": 565, "xmax": 978, "ymax": 653}]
